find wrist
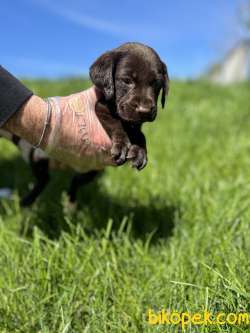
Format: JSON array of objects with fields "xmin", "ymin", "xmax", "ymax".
[{"xmin": 3, "ymin": 95, "xmax": 50, "ymax": 147}]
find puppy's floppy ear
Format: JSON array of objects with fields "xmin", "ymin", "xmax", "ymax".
[
  {"xmin": 161, "ymin": 61, "xmax": 170, "ymax": 109},
  {"xmin": 89, "ymin": 51, "xmax": 119, "ymax": 100}
]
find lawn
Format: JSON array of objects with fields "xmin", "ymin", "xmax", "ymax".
[{"xmin": 0, "ymin": 79, "xmax": 249, "ymax": 333}]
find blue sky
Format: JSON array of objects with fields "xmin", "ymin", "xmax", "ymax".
[{"xmin": 0, "ymin": 0, "xmax": 246, "ymax": 79}]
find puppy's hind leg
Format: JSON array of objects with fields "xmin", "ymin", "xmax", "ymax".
[
  {"xmin": 67, "ymin": 170, "xmax": 100, "ymax": 203},
  {"xmin": 21, "ymin": 158, "xmax": 50, "ymax": 207}
]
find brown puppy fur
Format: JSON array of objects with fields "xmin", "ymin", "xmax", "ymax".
[{"xmin": 90, "ymin": 42, "xmax": 169, "ymax": 170}]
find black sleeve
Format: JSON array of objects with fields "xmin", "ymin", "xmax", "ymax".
[{"xmin": 0, "ymin": 66, "xmax": 33, "ymax": 127}]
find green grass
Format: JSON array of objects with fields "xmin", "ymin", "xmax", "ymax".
[{"xmin": 0, "ymin": 79, "xmax": 249, "ymax": 333}]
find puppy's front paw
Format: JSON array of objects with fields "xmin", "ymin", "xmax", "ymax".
[
  {"xmin": 111, "ymin": 142, "xmax": 130, "ymax": 166},
  {"xmin": 127, "ymin": 145, "xmax": 147, "ymax": 170}
]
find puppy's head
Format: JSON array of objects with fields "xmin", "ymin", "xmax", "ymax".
[{"xmin": 90, "ymin": 42, "xmax": 169, "ymax": 124}]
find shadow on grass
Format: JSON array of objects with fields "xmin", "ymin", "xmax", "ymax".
[
  {"xmin": 0, "ymin": 155, "xmax": 31, "ymax": 191},
  {"xmin": 0, "ymin": 155, "xmax": 179, "ymax": 243}
]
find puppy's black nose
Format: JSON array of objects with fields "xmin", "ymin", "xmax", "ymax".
[
  {"xmin": 136, "ymin": 104, "xmax": 156, "ymax": 113},
  {"xmin": 136, "ymin": 105, "xmax": 150, "ymax": 113},
  {"xmin": 135, "ymin": 104, "xmax": 156, "ymax": 121}
]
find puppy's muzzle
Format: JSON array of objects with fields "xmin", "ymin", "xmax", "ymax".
[
  {"xmin": 136, "ymin": 105, "xmax": 157, "ymax": 121},
  {"xmin": 118, "ymin": 100, "xmax": 157, "ymax": 123}
]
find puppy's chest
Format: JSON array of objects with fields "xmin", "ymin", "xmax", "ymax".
[{"xmin": 0, "ymin": 129, "xmax": 47, "ymax": 163}]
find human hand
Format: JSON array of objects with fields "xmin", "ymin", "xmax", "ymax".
[
  {"xmin": 4, "ymin": 86, "xmax": 115, "ymax": 172},
  {"xmin": 45, "ymin": 86, "xmax": 114, "ymax": 172}
]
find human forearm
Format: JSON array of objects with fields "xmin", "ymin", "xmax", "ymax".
[{"xmin": 3, "ymin": 95, "xmax": 49, "ymax": 148}]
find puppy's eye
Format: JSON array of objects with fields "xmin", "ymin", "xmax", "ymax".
[{"xmin": 121, "ymin": 77, "xmax": 133, "ymax": 85}]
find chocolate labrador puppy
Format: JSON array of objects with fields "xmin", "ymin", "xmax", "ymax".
[
  {"xmin": 0, "ymin": 42, "xmax": 169, "ymax": 205},
  {"xmin": 90, "ymin": 42, "xmax": 169, "ymax": 170}
]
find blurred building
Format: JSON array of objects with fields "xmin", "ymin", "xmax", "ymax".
[{"xmin": 207, "ymin": 39, "xmax": 250, "ymax": 84}]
